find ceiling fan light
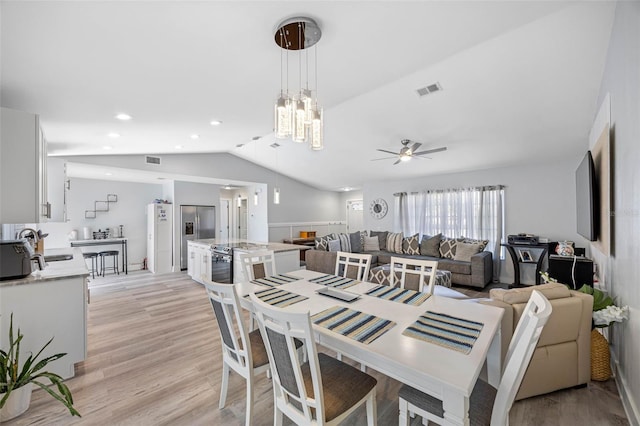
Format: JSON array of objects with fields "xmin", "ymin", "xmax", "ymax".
[{"xmin": 400, "ymin": 155, "xmax": 412, "ymax": 162}]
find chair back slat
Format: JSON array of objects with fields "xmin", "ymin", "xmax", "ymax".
[
  {"xmin": 491, "ymin": 290, "xmax": 552, "ymax": 425},
  {"xmin": 334, "ymin": 251, "xmax": 372, "ymax": 281},
  {"xmin": 389, "ymin": 257, "xmax": 438, "ymax": 294},
  {"xmin": 240, "ymin": 250, "xmax": 276, "ymax": 282},
  {"xmin": 250, "ymin": 294, "xmax": 324, "ymax": 424},
  {"xmin": 204, "ymin": 280, "xmax": 252, "ymax": 371}
]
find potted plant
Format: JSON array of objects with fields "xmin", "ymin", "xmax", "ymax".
[
  {"xmin": 578, "ymin": 285, "xmax": 629, "ymax": 381},
  {"xmin": 0, "ymin": 314, "xmax": 81, "ymax": 421}
]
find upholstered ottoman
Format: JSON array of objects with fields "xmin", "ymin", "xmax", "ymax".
[{"xmin": 369, "ymin": 264, "xmax": 452, "ymax": 288}]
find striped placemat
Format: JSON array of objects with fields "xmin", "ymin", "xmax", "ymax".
[
  {"xmin": 311, "ymin": 306, "xmax": 395, "ymax": 344},
  {"xmin": 251, "ymin": 273, "xmax": 302, "ymax": 287},
  {"xmin": 308, "ymin": 274, "xmax": 360, "ymax": 289},
  {"xmin": 254, "ymin": 287, "xmax": 308, "ymax": 308},
  {"xmin": 365, "ymin": 285, "xmax": 431, "ymax": 306},
  {"xmin": 402, "ymin": 311, "xmax": 484, "ymax": 355}
]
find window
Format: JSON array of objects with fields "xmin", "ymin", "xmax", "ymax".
[{"xmin": 395, "ymin": 186, "xmax": 504, "ymax": 280}]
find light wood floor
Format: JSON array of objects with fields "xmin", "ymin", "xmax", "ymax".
[{"xmin": 5, "ymin": 271, "xmax": 629, "ymax": 425}]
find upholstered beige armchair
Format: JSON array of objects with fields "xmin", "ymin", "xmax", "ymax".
[{"xmin": 480, "ymin": 283, "xmax": 593, "ymax": 400}]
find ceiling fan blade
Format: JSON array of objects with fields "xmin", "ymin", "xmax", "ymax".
[
  {"xmin": 412, "ymin": 147, "xmax": 447, "ymax": 156},
  {"xmin": 412, "ymin": 155, "xmax": 428, "ymax": 160},
  {"xmin": 393, "ymin": 159, "xmax": 402, "ymax": 165},
  {"xmin": 376, "ymin": 149, "xmax": 399, "ymax": 155},
  {"xmin": 409, "ymin": 142, "xmax": 422, "ymax": 152},
  {"xmin": 370, "ymin": 156, "xmax": 397, "ymax": 161}
]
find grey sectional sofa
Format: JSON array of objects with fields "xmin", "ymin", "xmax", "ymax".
[{"xmin": 306, "ymin": 247, "xmax": 493, "ymax": 288}]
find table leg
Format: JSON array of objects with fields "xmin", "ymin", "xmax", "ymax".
[
  {"xmin": 442, "ymin": 389, "xmax": 470, "ymax": 426},
  {"xmin": 122, "ymin": 241, "xmax": 128, "ymax": 274},
  {"xmin": 487, "ymin": 328, "xmax": 502, "ymax": 388}
]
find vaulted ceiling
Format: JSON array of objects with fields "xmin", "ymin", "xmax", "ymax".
[{"xmin": 1, "ymin": 1, "xmax": 615, "ymax": 191}]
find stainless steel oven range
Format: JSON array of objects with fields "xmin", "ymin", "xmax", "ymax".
[{"xmin": 210, "ymin": 242, "xmax": 267, "ymax": 283}]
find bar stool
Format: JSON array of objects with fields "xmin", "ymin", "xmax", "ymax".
[
  {"xmin": 99, "ymin": 250, "xmax": 120, "ymax": 276},
  {"xmin": 83, "ymin": 252, "xmax": 99, "ymax": 279}
]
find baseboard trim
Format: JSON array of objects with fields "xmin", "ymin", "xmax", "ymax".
[{"xmin": 612, "ymin": 352, "xmax": 640, "ymax": 425}]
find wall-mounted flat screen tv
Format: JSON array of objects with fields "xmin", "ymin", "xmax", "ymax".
[{"xmin": 575, "ymin": 150, "xmax": 599, "ymax": 241}]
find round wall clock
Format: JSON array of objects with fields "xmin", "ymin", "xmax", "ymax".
[{"xmin": 369, "ymin": 198, "xmax": 388, "ymax": 219}]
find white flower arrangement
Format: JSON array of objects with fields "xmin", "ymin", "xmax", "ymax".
[{"xmin": 593, "ymin": 304, "xmax": 630, "ymax": 327}]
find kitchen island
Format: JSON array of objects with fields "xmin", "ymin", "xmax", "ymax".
[
  {"xmin": 187, "ymin": 239, "xmax": 308, "ymax": 284},
  {"xmin": 0, "ymin": 248, "xmax": 89, "ymax": 379}
]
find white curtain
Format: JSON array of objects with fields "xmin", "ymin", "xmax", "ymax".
[{"xmin": 395, "ymin": 186, "xmax": 504, "ymax": 281}]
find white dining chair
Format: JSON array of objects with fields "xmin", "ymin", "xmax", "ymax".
[
  {"xmin": 239, "ymin": 250, "xmax": 277, "ymax": 282},
  {"xmin": 398, "ymin": 290, "xmax": 553, "ymax": 426},
  {"xmin": 250, "ymin": 293, "xmax": 378, "ymax": 426},
  {"xmin": 389, "ymin": 257, "xmax": 438, "ymax": 295},
  {"xmin": 334, "ymin": 251, "xmax": 372, "ymax": 281},
  {"xmin": 203, "ymin": 278, "xmax": 270, "ymax": 426}
]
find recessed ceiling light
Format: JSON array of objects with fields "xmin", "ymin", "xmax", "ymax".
[
  {"xmin": 175, "ymin": 145, "xmax": 183, "ymax": 150},
  {"xmin": 210, "ymin": 120, "xmax": 222, "ymax": 126},
  {"xmin": 107, "ymin": 132, "xmax": 120, "ymax": 138},
  {"xmin": 190, "ymin": 134, "xmax": 200, "ymax": 140},
  {"xmin": 105, "ymin": 172, "xmax": 113, "ymax": 176},
  {"xmin": 102, "ymin": 145, "xmax": 113, "ymax": 150},
  {"xmin": 115, "ymin": 113, "xmax": 132, "ymax": 121},
  {"xmin": 342, "ymin": 187, "xmax": 352, "ymax": 192},
  {"xmin": 252, "ymin": 136, "xmax": 261, "ymax": 141}
]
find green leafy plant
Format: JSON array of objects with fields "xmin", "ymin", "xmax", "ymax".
[
  {"xmin": 578, "ymin": 284, "xmax": 629, "ymax": 328},
  {"xmin": 0, "ymin": 313, "xmax": 80, "ymax": 417}
]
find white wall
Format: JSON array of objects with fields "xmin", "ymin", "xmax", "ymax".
[
  {"xmin": 594, "ymin": 2, "xmax": 639, "ymax": 422},
  {"xmin": 59, "ymin": 153, "xmax": 344, "ymax": 241},
  {"xmin": 363, "ymin": 159, "xmax": 585, "ymax": 284},
  {"xmin": 38, "ymin": 178, "xmax": 163, "ymax": 269}
]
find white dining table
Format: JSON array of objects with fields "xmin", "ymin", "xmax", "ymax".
[{"xmin": 236, "ymin": 269, "xmax": 504, "ymax": 426}]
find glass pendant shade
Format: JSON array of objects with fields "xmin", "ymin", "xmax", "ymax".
[
  {"xmin": 302, "ymin": 88, "xmax": 313, "ymax": 124},
  {"xmin": 254, "ymin": 192, "xmax": 259, "ymax": 205},
  {"xmin": 273, "ymin": 187, "xmax": 280, "ymax": 204},
  {"xmin": 275, "ymin": 94, "xmax": 292, "ymax": 138},
  {"xmin": 292, "ymin": 99, "xmax": 307, "ymax": 143},
  {"xmin": 310, "ymin": 107, "xmax": 323, "ymax": 150}
]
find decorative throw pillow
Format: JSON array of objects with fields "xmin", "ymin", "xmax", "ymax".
[
  {"xmin": 370, "ymin": 231, "xmax": 388, "ymax": 251},
  {"xmin": 454, "ymin": 242, "xmax": 482, "ymax": 261},
  {"xmin": 363, "ymin": 235, "xmax": 380, "ymax": 252},
  {"xmin": 349, "ymin": 231, "xmax": 362, "ymax": 253},
  {"xmin": 387, "ymin": 232, "xmax": 404, "ymax": 254},
  {"xmin": 360, "ymin": 230, "xmax": 368, "ymax": 249},
  {"xmin": 420, "ymin": 234, "xmax": 442, "ymax": 257},
  {"xmin": 337, "ymin": 233, "xmax": 351, "ymax": 252},
  {"xmin": 402, "ymin": 233, "xmax": 420, "ymax": 255},
  {"xmin": 327, "ymin": 239, "xmax": 341, "ymax": 252},
  {"xmin": 314, "ymin": 235, "xmax": 331, "ymax": 251},
  {"xmin": 439, "ymin": 237, "xmax": 459, "ymax": 259},
  {"xmin": 461, "ymin": 237, "xmax": 489, "ymax": 252}
]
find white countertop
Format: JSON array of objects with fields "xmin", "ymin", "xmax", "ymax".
[
  {"xmin": 0, "ymin": 248, "xmax": 89, "ymax": 287},
  {"xmin": 70, "ymin": 238, "xmax": 127, "ymax": 244},
  {"xmin": 188, "ymin": 239, "xmax": 305, "ymax": 253}
]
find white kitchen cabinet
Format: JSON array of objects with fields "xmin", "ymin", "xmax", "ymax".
[
  {"xmin": 187, "ymin": 242, "xmax": 211, "ymax": 284},
  {"xmin": 46, "ymin": 157, "xmax": 67, "ymax": 222},
  {"xmin": 0, "ymin": 250, "xmax": 88, "ymax": 380},
  {"xmin": 0, "ymin": 107, "xmax": 50, "ymax": 223}
]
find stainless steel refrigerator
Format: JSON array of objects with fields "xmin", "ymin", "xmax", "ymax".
[{"xmin": 180, "ymin": 205, "xmax": 215, "ymax": 270}]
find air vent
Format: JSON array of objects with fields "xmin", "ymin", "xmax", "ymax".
[
  {"xmin": 145, "ymin": 155, "xmax": 161, "ymax": 165},
  {"xmin": 416, "ymin": 82, "xmax": 443, "ymax": 97}
]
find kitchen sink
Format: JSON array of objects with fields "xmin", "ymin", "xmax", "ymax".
[{"xmin": 44, "ymin": 254, "xmax": 74, "ymax": 262}]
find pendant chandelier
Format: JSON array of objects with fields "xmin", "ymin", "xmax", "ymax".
[{"xmin": 274, "ymin": 17, "xmax": 323, "ymax": 150}]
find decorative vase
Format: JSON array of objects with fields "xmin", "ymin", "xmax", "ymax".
[
  {"xmin": 591, "ymin": 329, "xmax": 612, "ymax": 381},
  {"xmin": 0, "ymin": 383, "xmax": 33, "ymax": 422}
]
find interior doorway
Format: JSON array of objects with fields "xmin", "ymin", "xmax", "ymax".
[
  {"xmin": 346, "ymin": 199, "xmax": 364, "ymax": 232},
  {"xmin": 220, "ymin": 199, "xmax": 231, "ymax": 240},
  {"xmin": 237, "ymin": 198, "xmax": 248, "ymax": 239}
]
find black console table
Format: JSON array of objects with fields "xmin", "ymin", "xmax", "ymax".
[
  {"xmin": 502, "ymin": 243, "xmax": 548, "ymax": 288},
  {"xmin": 548, "ymin": 255, "xmax": 593, "ymax": 289}
]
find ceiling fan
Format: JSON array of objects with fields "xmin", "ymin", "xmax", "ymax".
[{"xmin": 372, "ymin": 139, "xmax": 447, "ymax": 165}]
